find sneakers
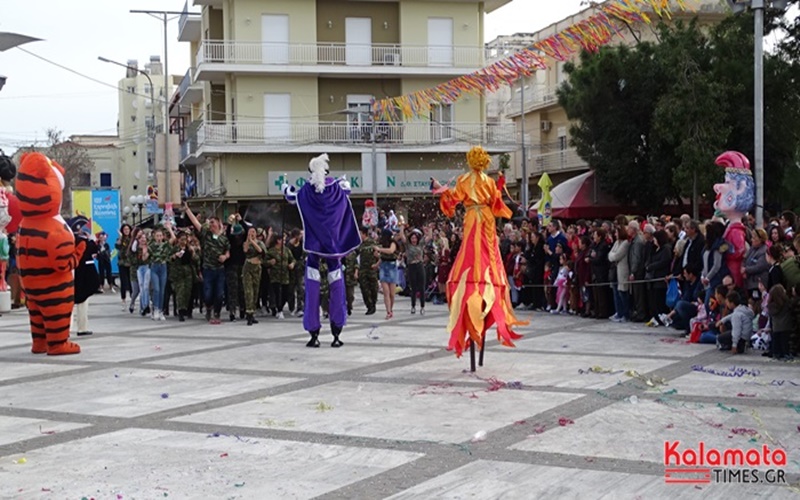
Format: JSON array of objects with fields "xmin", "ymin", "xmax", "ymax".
[
  {"xmin": 658, "ymin": 313, "xmax": 672, "ymax": 327},
  {"xmin": 420, "ymin": 308, "xmax": 425, "ymax": 316},
  {"xmin": 295, "ymin": 310, "xmax": 304, "ymax": 318},
  {"xmin": 159, "ymin": 311, "xmax": 166, "ymax": 321},
  {"xmin": 609, "ymin": 314, "xmax": 621, "ymax": 322},
  {"xmin": 411, "ymin": 307, "xmax": 416, "ymax": 315},
  {"xmin": 277, "ymin": 312, "xmax": 285, "ymax": 320},
  {"xmin": 645, "ymin": 317, "xmax": 661, "ymax": 328}
]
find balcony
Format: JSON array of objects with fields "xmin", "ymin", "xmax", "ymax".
[
  {"xmin": 178, "ymin": 68, "xmax": 202, "ymax": 105},
  {"xmin": 195, "ymin": 41, "xmax": 486, "ymax": 79},
  {"xmin": 507, "ymin": 85, "xmax": 560, "ymax": 117},
  {"xmin": 178, "ymin": 1, "xmax": 201, "ymax": 42},
  {"xmin": 531, "ymin": 148, "xmax": 589, "ymax": 175},
  {"xmin": 181, "ymin": 119, "xmax": 203, "ymax": 165},
  {"xmin": 191, "ymin": 120, "xmax": 517, "ymax": 155}
]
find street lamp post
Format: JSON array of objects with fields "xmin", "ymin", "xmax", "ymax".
[
  {"xmin": 99, "ymin": 56, "xmax": 156, "ymax": 194},
  {"xmin": 130, "ymin": 195, "xmax": 146, "ymax": 226},
  {"xmin": 727, "ymin": 0, "xmax": 789, "ymax": 228}
]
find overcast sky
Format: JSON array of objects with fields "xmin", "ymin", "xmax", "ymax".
[{"xmin": 0, "ymin": 0, "xmax": 599, "ymax": 151}]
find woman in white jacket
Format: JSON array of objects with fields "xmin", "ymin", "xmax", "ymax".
[{"xmin": 608, "ymin": 218, "xmax": 631, "ymax": 322}]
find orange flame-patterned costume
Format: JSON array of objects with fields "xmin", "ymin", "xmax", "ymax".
[
  {"xmin": 16, "ymin": 152, "xmax": 85, "ymax": 355},
  {"xmin": 437, "ymin": 146, "xmax": 528, "ymax": 357}
]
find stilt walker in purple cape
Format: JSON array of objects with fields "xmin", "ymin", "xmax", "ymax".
[{"xmin": 282, "ymin": 154, "xmax": 361, "ymax": 347}]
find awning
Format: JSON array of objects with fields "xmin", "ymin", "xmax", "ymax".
[{"xmin": 539, "ymin": 171, "xmax": 623, "ymax": 220}]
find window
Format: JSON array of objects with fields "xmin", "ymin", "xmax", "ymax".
[
  {"xmin": 131, "ymin": 115, "xmax": 136, "ymax": 123},
  {"xmin": 346, "ymin": 95, "xmax": 373, "ymax": 143},
  {"xmin": 430, "ymin": 103, "xmax": 453, "ymax": 142},
  {"xmin": 146, "ymin": 151, "xmax": 154, "ymax": 179},
  {"xmin": 143, "ymin": 84, "xmax": 151, "ymax": 95},
  {"xmin": 100, "ymin": 173, "xmax": 112, "ymax": 187},
  {"xmin": 127, "ymin": 86, "xmax": 135, "ymax": 94},
  {"xmin": 145, "ymin": 116, "xmax": 154, "ymax": 134}
]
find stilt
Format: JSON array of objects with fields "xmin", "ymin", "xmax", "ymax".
[
  {"xmin": 478, "ymin": 329, "xmax": 487, "ymax": 367},
  {"xmin": 469, "ymin": 340, "xmax": 476, "ymax": 372}
]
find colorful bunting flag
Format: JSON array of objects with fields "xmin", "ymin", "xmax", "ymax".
[{"xmin": 372, "ymin": 0, "xmax": 690, "ymax": 122}]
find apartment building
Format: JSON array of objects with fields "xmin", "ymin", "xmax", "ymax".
[
  {"xmin": 485, "ymin": 0, "xmax": 729, "ymax": 202},
  {"xmin": 116, "ymin": 56, "xmax": 179, "ymax": 204},
  {"xmin": 171, "ymin": 0, "xmax": 517, "ymax": 215}
]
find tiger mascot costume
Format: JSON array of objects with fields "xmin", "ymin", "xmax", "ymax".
[{"xmin": 17, "ymin": 152, "xmax": 86, "ymax": 355}]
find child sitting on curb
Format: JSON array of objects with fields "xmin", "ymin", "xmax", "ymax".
[{"xmin": 716, "ymin": 291, "xmax": 754, "ymax": 354}]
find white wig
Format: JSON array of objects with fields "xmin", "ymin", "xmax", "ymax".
[{"xmin": 308, "ymin": 153, "xmax": 330, "ymax": 194}]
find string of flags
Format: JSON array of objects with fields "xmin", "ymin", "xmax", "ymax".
[{"xmin": 372, "ymin": 0, "xmax": 689, "ymax": 122}]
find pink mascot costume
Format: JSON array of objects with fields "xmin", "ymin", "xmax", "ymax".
[{"xmin": 713, "ymin": 151, "xmax": 755, "ymax": 289}]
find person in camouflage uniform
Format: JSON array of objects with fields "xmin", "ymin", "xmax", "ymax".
[
  {"xmin": 287, "ymin": 228, "xmax": 305, "ymax": 317},
  {"xmin": 319, "ymin": 258, "xmax": 329, "ymax": 318},
  {"xmin": 344, "ymin": 250, "xmax": 358, "ymax": 316},
  {"xmin": 358, "ymin": 226, "xmax": 379, "ymax": 315},
  {"xmin": 241, "ymin": 227, "xmax": 266, "ymax": 326},
  {"xmin": 225, "ymin": 214, "xmax": 246, "ymax": 322},
  {"xmin": 265, "ymin": 235, "xmax": 295, "ymax": 319},
  {"xmin": 184, "ymin": 204, "xmax": 231, "ymax": 324},
  {"xmin": 168, "ymin": 229, "xmax": 197, "ymax": 322},
  {"xmin": 116, "ymin": 224, "xmax": 133, "ymax": 308}
]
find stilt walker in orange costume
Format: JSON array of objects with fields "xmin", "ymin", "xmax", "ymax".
[
  {"xmin": 431, "ymin": 146, "xmax": 528, "ymax": 371},
  {"xmin": 16, "ymin": 153, "xmax": 86, "ymax": 355}
]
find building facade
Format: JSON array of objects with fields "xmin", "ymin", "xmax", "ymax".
[
  {"xmin": 171, "ymin": 0, "xmax": 517, "ymax": 218},
  {"xmin": 485, "ymin": 0, "xmax": 729, "ymax": 205},
  {"xmin": 116, "ymin": 56, "xmax": 178, "ymax": 206}
]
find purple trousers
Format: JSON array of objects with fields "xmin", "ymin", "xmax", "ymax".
[{"xmin": 303, "ymin": 254, "xmax": 347, "ymax": 332}]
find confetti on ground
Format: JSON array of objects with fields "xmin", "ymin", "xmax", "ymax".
[
  {"xmin": 736, "ymin": 393, "xmax": 757, "ymax": 398},
  {"xmin": 691, "ymin": 365, "xmax": 761, "ymax": 377},
  {"xmin": 796, "ymin": 425, "xmax": 800, "ymax": 433},
  {"xmin": 558, "ymin": 418, "xmax": 574, "ymax": 426},
  {"xmin": 627, "ymin": 396, "xmax": 639, "ymax": 404},
  {"xmin": 366, "ymin": 325, "xmax": 380, "ymax": 340},
  {"xmin": 234, "ymin": 482, "xmax": 245, "ymax": 488},
  {"xmin": 160, "ymin": 393, "xmax": 169, "ymax": 399},
  {"xmin": 316, "ymin": 401, "xmax": 334, "ymax": 412},
  {"xmin": 154, "ymin": 345, "xmax": 162, "ymax": 351},
  {"xmin": 155, "ymin": 374, "xmax": 172, "ymax": 379},
  {"xmin": 259, "ymin": 419, "xmax": 296, "ymax": 428},
  {"xmin": 471, "ymin": 430, "xmax": 487, "ymax": 442},
  {"xmin": 730, "ymin": 428, "xmax": 759, "ymax": 436},
  {"xmin": 578, "ymin": 366, "xmax": 624, "ymax": 375},
  {"xmin": 625, "ymin": 370, "xmax": 667, "ymax": 387},
  {"xmin": 717, "ymin": 403, "xmax": 739, "ymax": 413},
  {"xmin": 219, "ymin": 453, "xmax": 228, "ymax": 458},
  {"xmin": 513, "ymin": 420, "xmax": 527, "ymax": 425},
  {"xmin": 39, "ymin": 425, "xmax": 56, "ymax": 435},
  {"xmin": 659, "ymin": 338, "xmax": 689, "ymax": 344},
  {"xmin": 786, "ymin": 403, "xmax": 800, "ymax": 414},
  {"xmin": 665, "ymin": 423, "xmax": 675, "ymax": 429},
  {"xmin": 13, "ymin": 457, "xmax": 26, "ymax": 464},
  {"xmin": 530, "ymin": 424, "xmax": 547, "ymax": 435},
  {"xmin": 661, "ymin": 389, "xmax": 678, "ymax": 395}
]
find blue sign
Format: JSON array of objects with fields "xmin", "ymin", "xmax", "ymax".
[{"xmin": 91, "ymin": 189, "xmax": 121, "ymax": 274}]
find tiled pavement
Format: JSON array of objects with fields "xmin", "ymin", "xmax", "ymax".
[{"xmin": 0, "ymin": 293, "xmax": 798, "ymax": 499}]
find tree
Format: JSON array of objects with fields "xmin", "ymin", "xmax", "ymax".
[
  {"xmin": 558, "ymin": 15, "xmax": 800, "ymax": 214},
  {"xmin": 17, "ymin": 128, "xmax": 94, "ymax": 216},
  {"xmin": 559, "ymin": 43, "xmax": 675, "ymax": 212}
]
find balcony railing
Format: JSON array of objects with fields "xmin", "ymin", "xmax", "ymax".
[
  {"xmin": 509, "ymin": 85, "xmax": 560, "ymax": 115},
  {"xmin": 196, "ymin": 41, "xmax": 486, "ymax": 68},
  {"xmin": 194, "ymin": 120, "xmax": 516, "ymax": 148},
  {"xmin": 531, "ymin": 147, "xmax": 589, "ymax": 174},
  {"xmin": 177, "ymin": 67, "xmax": 195, "ymax": 98}
]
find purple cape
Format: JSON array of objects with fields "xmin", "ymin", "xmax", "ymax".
[{"xmin": 297, "ymin": 178, "xmax": 361, "ymax": 258}]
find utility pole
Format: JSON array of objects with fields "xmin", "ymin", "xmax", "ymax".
[
  {"xmin": 131, "ymin": 9, "xmax": 199, "ymax": 207},
  {"xmin": 98, "ymin": 56, "xmax": 155, "ymax": 193}
]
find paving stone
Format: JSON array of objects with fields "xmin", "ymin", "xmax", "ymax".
[
  {"xmin": 384, "ymin": 460, "xmax": 798, "ymax": 499},
  {"xmin": 0, "ymin": 361, "xmax": 89, "ymax": 383},
  {"xmin": 173, "ymin": 380, "xmax": 581, "ymax": 443},
  {"xmin": 0, "ymin": 416, "xmax": 88, "ymax": 446},
  {"xmin": 0, "ymin": 368, "xmax": 298, "ymax": 417},
  {"xmin": 667, "ymin": 361, "xmax": 800, "ymax": 401},
  {"xmin": 0, "ymin": 428, "xmax": 423, "ymax": 499},
  {"xmin": 511, "ymin": 330, "xmax": 712, "ymax": 358}
]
